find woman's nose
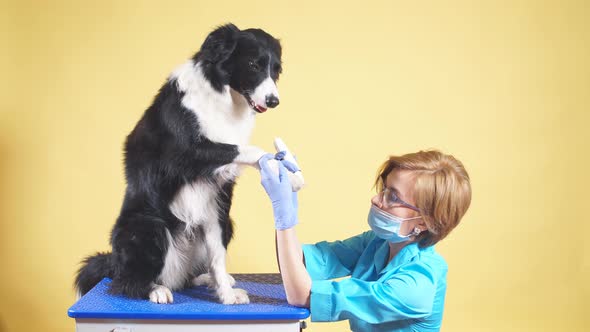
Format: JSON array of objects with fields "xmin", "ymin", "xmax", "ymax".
[{"xmin": 371, "ymin": 195, "xmax": 382, "ymax": 207}]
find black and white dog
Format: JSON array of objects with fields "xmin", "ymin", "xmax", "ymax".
[{"xmin": 75, "ymin": 24, "xmax": 288, "ymax": 304}]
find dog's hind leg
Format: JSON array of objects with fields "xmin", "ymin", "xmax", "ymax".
[
  {"xmin": 110, "ymin": 213, "xmax": 172, "ymax": 303},
  {"xmin": 190, "ymin": 241, "xmax": 236, "ymax": 288},
  {"xmin": 192, "ymin": 273, "xmax": 236, "ymax": 287}
]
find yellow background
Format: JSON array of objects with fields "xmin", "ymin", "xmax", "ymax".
[{"xmin": 1, "ymin": 0, "xmax": 588, "ymax": 331}]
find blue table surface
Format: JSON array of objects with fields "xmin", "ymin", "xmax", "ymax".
[{"xmin": 68, "ymin": 274, "xmax": 310, "ymax": 320}]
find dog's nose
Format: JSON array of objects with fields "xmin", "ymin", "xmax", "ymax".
[{"xmin": 265, "ymin": 95, "xmax": 280, "ymax": 108}]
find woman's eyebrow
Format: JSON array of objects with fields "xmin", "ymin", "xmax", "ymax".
[
  {"xmin": 388, "ymin": 185, "xmax": 412, "ymax": 203},
  {"xmin": 386, "ymin": 185, "xmax": 401, "ymax": 196}
]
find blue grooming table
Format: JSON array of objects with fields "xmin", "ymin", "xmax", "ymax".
[{"xmin": 68, "ymin": 273, "xmax": 310, "ymax": 332}]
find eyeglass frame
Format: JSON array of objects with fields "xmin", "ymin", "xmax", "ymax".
[{"xmin": 380, "ymin": 187, "xmax": 421, "ymax": 212}]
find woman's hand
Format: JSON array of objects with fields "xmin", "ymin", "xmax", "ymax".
[{"xmin": 259, "ymin": 153, "xmax": 299, "ymax": 230}]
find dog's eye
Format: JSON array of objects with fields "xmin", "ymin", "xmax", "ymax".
[{"xmin": 248, "ymin": 61, "xmax": 260, "ymax": 71}]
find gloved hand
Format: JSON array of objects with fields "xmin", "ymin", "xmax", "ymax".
[{"xmin": 259, "ymin": 153, "xmax": 300, "ymax": 230}]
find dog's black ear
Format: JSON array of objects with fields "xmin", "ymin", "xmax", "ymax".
[{"xmin": 195, "ymin": 23, "xmax": 240, "ymax": 92}]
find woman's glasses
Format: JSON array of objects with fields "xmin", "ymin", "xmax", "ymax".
[{"xmin": 380, "ymin": 187, "xmax": 421, "ymax": 212}]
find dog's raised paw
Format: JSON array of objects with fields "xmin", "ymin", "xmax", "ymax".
[{"xmin": 287, "ymin": 171, "xmax": 305, "ymax": 191}]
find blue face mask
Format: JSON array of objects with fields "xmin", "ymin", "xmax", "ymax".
[{"xmin": 367, "ymin": 205, "xmax": 421, "ymax": 243}]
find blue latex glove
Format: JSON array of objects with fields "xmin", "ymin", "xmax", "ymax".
[
  {"xmin": 259, "ymin": 153, "xmax": 299, "ymax": 230},
  {"xmin": 274, "ymin": 150, "xmax": 299, "ymax": 216}
]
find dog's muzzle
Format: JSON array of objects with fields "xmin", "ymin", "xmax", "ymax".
[{"xmin": 245, "ymin": 94, "xmax": 280, "ymax": 113}]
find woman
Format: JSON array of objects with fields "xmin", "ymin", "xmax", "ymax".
[{"xmin": 258, "ymin": 150, "xmax": 472, "ymax": 332}]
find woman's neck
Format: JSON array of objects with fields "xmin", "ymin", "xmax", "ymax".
[{"xmin": 388, "ymin": 241, "xmax": 412, "ymax": 262}]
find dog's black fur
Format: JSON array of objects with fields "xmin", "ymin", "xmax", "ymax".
[{"xmin": 75, "ymin": 23, "xmax": 282, "ymax": 302}]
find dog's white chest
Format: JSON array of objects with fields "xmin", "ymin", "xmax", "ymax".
[
  {"xmin": 192, "ymin": 102, "xmax": 255, "ymax": 145},
  {"xmin": 169, "ymin": 179, "xmax": 219, "ymax": 226}
]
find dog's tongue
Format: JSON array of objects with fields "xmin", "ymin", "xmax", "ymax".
[{"xmin": 256, "ymin": 105, "xmax": 268, "ymax": 113}]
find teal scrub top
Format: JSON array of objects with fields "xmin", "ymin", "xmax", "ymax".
[{"xmin": 302, "ymin": 231, "xmax": 448, "ymax": 332}]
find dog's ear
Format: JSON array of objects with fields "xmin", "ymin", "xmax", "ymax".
[{"xmin": 195, "ymin": 23, "xmax": 240, "ymax": 92}]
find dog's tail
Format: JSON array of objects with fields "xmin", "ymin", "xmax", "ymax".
[{"xmin": 74, "ymin": 252, "xmax": 114, "ymax": 297}]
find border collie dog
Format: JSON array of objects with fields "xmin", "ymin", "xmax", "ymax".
[{"xmin": 75, "ymin": 24, "xmax": 283, "ymax": 305}]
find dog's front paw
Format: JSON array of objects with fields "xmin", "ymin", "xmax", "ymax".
[
  {"xmin": 235, "ymin": 145, "xmax": 268, "ymax": 166},
  {"xmin": 149, "ymin": 285, "xmax": 174, "ymax": 304},
  {"xmin": 265, "ymin": 158, "xmax": 280, "ymax": 175},
  {"xmin": 288, "ymin": 171, "xmax": 305, "ymax": 192},
  {"xmin": 266, "ymin": 158, "xmax": 305, "ymax": 191},
  {"xmin": 217, "ymin": 287, "xmax": 250, "ymax": 305}
]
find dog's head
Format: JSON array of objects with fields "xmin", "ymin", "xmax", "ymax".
[{"xmin": 194, "ymin": 24, "xmax": 282, "ymax": 113}]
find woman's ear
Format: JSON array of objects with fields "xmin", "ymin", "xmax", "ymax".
[
  {"xmin": 194, "ymin": 23, "xmax": 240, "ymax": 92},
  {"xmin": 417, "ymin": 219, "xmax": 428, "ymax": 232}
]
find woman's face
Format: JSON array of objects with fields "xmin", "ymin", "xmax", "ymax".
[{"xmin": 371, "ymin": 170, "xmax": 424, "ymax": 236}]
